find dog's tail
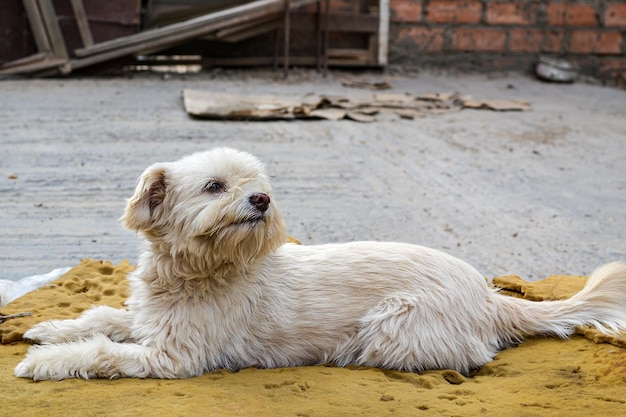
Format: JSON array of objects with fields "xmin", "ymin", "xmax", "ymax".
[{"xmin": 492, "ymin": 261, "xmax": 626, "ymax": 345}]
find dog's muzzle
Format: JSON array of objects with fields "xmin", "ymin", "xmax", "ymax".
[{"xmin": 249, "ymin": 193, "xmax": 270, "ymax": 212}]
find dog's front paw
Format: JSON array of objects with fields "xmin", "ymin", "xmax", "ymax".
[
  {"xmin": 14, "ymin": 334, "xmax": 132, "ymax": 380},
  {"xmin": 14, "ymin": 358, "xmax": 34, "ymax": 379},
  {"xmin": 14, "ymin": 358, "xmax": 80, "ymax": 381},
  {"xmin": 14, "ymin": 355, "xmax": 40, "ymax": 379},
  {"xmin": 14, "ymin": 345, "xmax": 92, "ymax": 381},
  {"xmin": 23, "ymin": 320, "xmax": 72, "ymax": 344}
]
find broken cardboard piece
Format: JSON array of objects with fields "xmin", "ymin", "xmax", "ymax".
[
  {"xmin": 183, "ymin": 89, "xmax": 531, "ymax": 122},
  {"xmin": 462, "ymin": 99, "xmax": 531, "ymax": 111},
  {"xmin": 309, "ymin": 108, "xmax": 346, "ymax": 121},
  {"xmin": 184, "ymin": 90, "xmax": 309, "ymax": 120},
  {"xmin": 341, "ymin": 79, "xmax": 393, "ymax": 90},
  {"xmin": 417, "ymin": 92, "xmax": 456, "ymax": 102},
  {"xmin": 345, "ymin": 111, "xmax": 376, "ymax": 123},
  {"xmin": 395, "ymin": 109, "xmax": 427, "ymax": 120}
]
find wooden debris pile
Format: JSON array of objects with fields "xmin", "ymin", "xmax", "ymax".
[{"xmin": 1, "ymin": 0, "xmax": 388, "ymax": 77}]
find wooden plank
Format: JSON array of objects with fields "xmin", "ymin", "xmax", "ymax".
[
  {"xmin": 74, "ymin": 0, "xmax": 319, "ymax": 58},
  {"xmin": 289, "ymin": 11, "xmax": 379, "ymax": 33},
  {"xmin": 74, "ymin": 0, "xmax": 283, "ymax": 56},
  {"xmin": 215, "ymin": 19, "xmax": 280, "ymax": 43},
  {"xmin": 283, "ymin": 0, "xmax": 290, "ymax": 76},
  {"xmin": 316, "ymin": 0, "xmax": 322, "ymax": 72},
  {"xmin": 377, "ymin": 0, "xmax": 389, "ymax": 65},
  {"xmin": 38, "ymin": 0, "xmax": 69, "ymax": 59},
  {"xmin": 327, "ymin": 48, "xmax": 370, "ymax": 60},
  {"xmin": 69, "ymin": 0, "xmax": 94, "ymax": 48},
  {"xmin": 21, "ymin": 0, "xmax": 52, "ymax": 53},
  {"xmin": 69, "ymin": 0, "xmax": 320, "ymax": 71},
  {"xmin": 0, "ymin": 54, "xmax": 67, "ymax": 75},
  {"xmin": 0, "ymin": 52, "xmax": 49, "ymax": 68},
  {"xmin": 322, "ymin": 0, "xmax": 329, "ymax": 75},
  {"xmin": 199, "ymin": 56, "xmax": 376, "ymax": 67},
  {"xmin": 69, "ymin": 10, "xmax": 271, "ymax": 68}
]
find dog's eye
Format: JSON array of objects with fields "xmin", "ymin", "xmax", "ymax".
[{"xmin": 203, "ymin": 181, "xmax": 225, "ymax": 194}]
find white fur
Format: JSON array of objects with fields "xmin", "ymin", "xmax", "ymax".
[{"xmin": 15, "ymin": 148, "xmax": 626, "ymax": 380}]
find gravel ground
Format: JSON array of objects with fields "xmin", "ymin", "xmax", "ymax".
[{"xmin": 1, "ymin": 69, "xmax": 624, "ymax": 282}]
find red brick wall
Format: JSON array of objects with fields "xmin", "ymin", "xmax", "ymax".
[{"xmin": 388, "ymin": 0, "xmax": 626, "ymax": 81}]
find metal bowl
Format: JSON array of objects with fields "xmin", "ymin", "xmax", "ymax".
[{"xmin": 535, "ymin": 56, "xmax": 579, "ymax": 83}]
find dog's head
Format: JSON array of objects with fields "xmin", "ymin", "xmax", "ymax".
[{"xmin": 121, "ymin": 148, "xmax": 287, "ymax": 275}]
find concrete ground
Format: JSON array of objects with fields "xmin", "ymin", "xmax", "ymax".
[{"xmin": 0, "ymin": 70, "xmax": 624, "ymax": 283}]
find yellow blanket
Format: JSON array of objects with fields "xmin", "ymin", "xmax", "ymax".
[{"xmin": 1, "ymin": 260, "xmax": 625, "ymax": 416}]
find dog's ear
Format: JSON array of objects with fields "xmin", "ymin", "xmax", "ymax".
[{"xmin": 120, "ymin": 163, "xmax": 168, "ymax": 231}]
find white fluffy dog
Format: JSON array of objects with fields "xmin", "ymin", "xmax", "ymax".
[{"xmin": 15, "ymin": 148, "xmax": 626, "ymax": 380}]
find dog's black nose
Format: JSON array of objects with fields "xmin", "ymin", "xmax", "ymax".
[{"xmin": 249, "ymin": 193, "xmax": 270, "ymax": 212}]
